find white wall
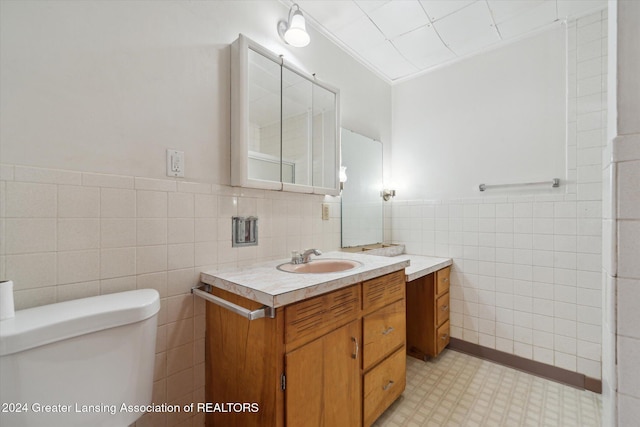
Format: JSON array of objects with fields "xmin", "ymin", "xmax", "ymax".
[
  {"xmin": 389, "ymin": 13, "xmax": 607, "ymax": 382},
  {"xmin": 0, "ymin": 0, "xmax": 391, "ymax": 183},
  {"xmin": 391, "ymin": 27, "xmax": 566, "ymax": 200}
]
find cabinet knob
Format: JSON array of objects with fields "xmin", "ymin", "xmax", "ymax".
[
  {"xmin": 440, "ymin": 305, "xmax": 449, "ymax": 311},
  {"xmin": 382, "ymin": 326, "xmax": 395, "ymax": 336},
  {"xmin": 382, "ymin": 380, "xmax": 395, "ymax": 391},
  {"xmin": 442, "ymin": 277, "xmax": 448, "ymax": 282},
  {"xmin": 441, "ymin": 333, "xmax": 449, "ymax": 340}
]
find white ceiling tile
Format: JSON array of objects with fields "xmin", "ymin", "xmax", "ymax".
[
  {"xmin": 354, "ymin": 0, "xmax": 391, "ymax": 14},
  {"xmin": 557, "ymin": 0, "xmax": 607, "ymax": 19},
  {"xmin": 366, "ymin": 1, "xmax": 431, "ymax": 39},
  {"xmin": 297, "ymin": 0, "xmax": 364, "ymax": 32},
  {"xmin": 497, "ymin": 0, "xmax": 558, "ymax": 39},
  {"xmin": 486, "ymin": 0, "xmax": 545, "ymax": 24},
  {"xmin": 360, "ymin": 41, "xmax": 420, "ymax": 80},
  {"xmin": 392, "ymin": 25, "xmax": 456, "ymax": 69},
  {"xmin": 418, "ymin": 0, "xmax": 476, "ymax": 22},
  {"xmin": 334, "ymin": 15, "xmax": 387, "ymax": 52},
  {"xmin": 434, "ymin": 1, "xmax": 500, "ymax": 55}
]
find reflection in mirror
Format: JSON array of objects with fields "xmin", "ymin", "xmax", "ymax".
[
  {"xmin": 341, "ymin": 129, "xmax": 383, "ymax": 247},
  {"xmin": 248, "ymin": 48, "xmax": 282, "ymax": 182}
]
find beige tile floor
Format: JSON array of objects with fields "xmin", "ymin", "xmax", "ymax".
[{"xmin": 376, "ymin": 349, "xmax": 602, "ymax": 427}]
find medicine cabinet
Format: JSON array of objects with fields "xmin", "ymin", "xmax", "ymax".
[{"xmin": 231, "ymin": 34, "xmax": 340, "ymax": 195}]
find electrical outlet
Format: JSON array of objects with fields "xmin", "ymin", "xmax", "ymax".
[
  {"xmin": 322, "ymin": 203, "xmax": 330, "ymax": 220},
  {"xmin": 166, "ymin": 149, "xmax": 184, "ymax": 177}
]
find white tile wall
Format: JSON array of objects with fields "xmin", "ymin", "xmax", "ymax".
[
  {"xmin": 602, "ymin": 0, "xmax": 640, "ymax": 424},
  {"xmin": 389, "ymin": 11, "xmax": 608, "ymax": 381},
  {"xmin": 0, "ymin": 163, "xmax": 340, "ymax": 427}
]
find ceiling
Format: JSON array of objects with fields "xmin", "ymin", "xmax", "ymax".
[{"xmin": 288, "ymin": 0, "xmax": 607, "ymax": 83}]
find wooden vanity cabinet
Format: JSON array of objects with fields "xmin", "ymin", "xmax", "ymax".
[
  {"xmin": 406, "ymin": 266, "xmax": 451, "ymax": 360},
  {"xmin": 205, "ymin": 270, "xmax": 406, "ymax": 427}
]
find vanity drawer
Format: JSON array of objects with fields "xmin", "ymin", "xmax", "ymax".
[
  {"xmin": 436, "ymin": 320, "xmax": 450, "ymax": 355},
  {"xmin": 362, "ymin": 270, "xmax": 405, "ymax": 314},
  {"xmin": 363, "ymin": 347, "xmax": 406, "ymax": 427},
  {"xmin": 285, "ymin": 284, "xmax": 360, "ymax": 351},
  {"xmin": 436, "ymin": 266, "xmax": 450, "ymax": 295},
  {"xmin": 362, "ymin": 299, "xmax": 406, "ymax": 370},
  {"xmin": 435, "ymin": 292, "xmax": 450, "ymax": 327}
]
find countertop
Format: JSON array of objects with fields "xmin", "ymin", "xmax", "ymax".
[
  {"xmin": 392, "ymin": 255, "xmax": 452, "ymax": 282},
  {"xmin": 200, "ymin": 251, "xmax": 410, "ymax": 309}
]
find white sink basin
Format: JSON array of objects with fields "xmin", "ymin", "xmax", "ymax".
[{"xmin": 277, "ymin": 259, "xmax": 362, "ymax": 274}]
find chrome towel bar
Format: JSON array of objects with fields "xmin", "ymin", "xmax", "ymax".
[
  {"xmin": 479, "ymin": 178, "xmax": 560, "ymax": 192},
  {"xmin": 191, "ymin": 284, "xmax": 275, "ymax": 320}
]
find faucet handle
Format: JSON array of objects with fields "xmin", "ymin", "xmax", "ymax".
[{"xmin": 291, "ymin": 251, "xmax": 303, "ymax": 264}]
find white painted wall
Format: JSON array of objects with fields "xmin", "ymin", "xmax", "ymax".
[
  {"xmin": 391, "ymin": 27, "xmax": 566, "ymax": 200},
  {"xmin": 0, "ymin": 0, "xmax": 391, "ymax": 183}
]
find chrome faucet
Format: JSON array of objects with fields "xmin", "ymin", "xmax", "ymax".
[
  {"xmin": 302, "ymin": 249, "xmax": 322, "ymax": 263},
  {"xmin": 291, "ymin": 249, "xmax": 322, "ymax": 264}
]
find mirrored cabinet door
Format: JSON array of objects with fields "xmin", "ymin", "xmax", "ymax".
[
  {"xmin": 312, "ymin": 83, "xmax": 338, "ymax": 192},
  {"xmin": 281, "ymin": 66, "xmax": 313, "ymax": 190},
  {"xmin": 248, "ymin": 48, "xmax": 282, "ymax": 183}
]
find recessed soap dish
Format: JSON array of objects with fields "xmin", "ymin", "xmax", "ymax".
[{"xmin": 232, "ymin": 216, "xmax": 258, "ymax": 247}]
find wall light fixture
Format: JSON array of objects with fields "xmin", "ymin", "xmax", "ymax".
[
  {"xmin": 278, "ymin": 3, "xmax": 310, "ymax": 47},
  {"xmin": 381, "ymin": 189, "xmax": 396, "ymax": 201}
]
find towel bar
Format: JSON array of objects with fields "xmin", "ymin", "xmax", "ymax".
[
  {"xmin": 479, "ymin": 178, "xmax": 560, "ymax": 192},
  {"xmin": 191, "ymin": 284, "xmax": 275, "ymax": 320}
]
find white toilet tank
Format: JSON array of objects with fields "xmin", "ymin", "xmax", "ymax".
[{"xmin": 0, "ymin": 289, "xmax": 160, "ymax": 427}]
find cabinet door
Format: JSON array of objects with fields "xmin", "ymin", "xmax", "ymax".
[{"xmin": 285, "ymin": 320, "xmax": 361, "ymax": 427}]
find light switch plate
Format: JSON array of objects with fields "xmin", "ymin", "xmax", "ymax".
[{"xmin": 166, "ymin": 149, "xmax": 184, "ymax": 177}]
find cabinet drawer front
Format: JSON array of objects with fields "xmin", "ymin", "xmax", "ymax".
[
  {"xmin": 363, "ymin": 347, "xmax": 406, "ymax": 427},
  {"xmin": 435, "ymin": 292, "xmax": 450, "ymax": 327},
  {"xmin": 436, "ymin": 266, "xmax": 451, "ymax": 295},
  {"xmin": 436, "ymin": 320, "xmax": 450, "ymax": 355},
  {"xmin": 363, "ymin": 299, "xmax": 406, "ymax": 370},
  {"xmin": 285, "ymin": 285, "xmax": 360, "ymax": 350},
  {"xmin": 362, "ymin": 270, "xmax": 405, "ymax": 313}
]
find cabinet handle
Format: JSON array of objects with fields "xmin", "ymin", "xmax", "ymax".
[
  {"xmin": 441, "ymin": 333, "xmax": 449, "ymax": 340},
  {"xmin": 442, "ymin": 277, "xmax": 448, "ymax": 283},
  {"xmin": 351, "ymin": 337, "xmax": 359, "ymax": 359},
  {"xmin": 382, "ymin": 326, "xmax": 395, "ymax": 335},
  {"xmin": 382, "ymin": 380, "xmax": 395, "ymax": 391},
  {"xmin": 440, "ymin": 305, "xmax": 449, "ymax": 311}
]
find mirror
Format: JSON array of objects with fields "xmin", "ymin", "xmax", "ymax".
[
  {"xmin": 231, "ymin": 34, "xmax": 340, "ymax": 195},
  {"xmin": 340, "ymin": 129, "xmax": 383, "ymax": 247}
]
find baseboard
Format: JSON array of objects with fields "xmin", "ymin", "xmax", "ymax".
[{"xmin": 448, "ymin": 338, "xmax": 602, "ymax": 394}]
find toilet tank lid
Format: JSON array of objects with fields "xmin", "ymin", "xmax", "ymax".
[{"xmin": 0, "ymin": 289, "xmax": 160, "ymax": 356}]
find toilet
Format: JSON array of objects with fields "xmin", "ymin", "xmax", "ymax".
[{"xmin": 0, "ymin": 289, "xmax": 160, "ymax": 427}]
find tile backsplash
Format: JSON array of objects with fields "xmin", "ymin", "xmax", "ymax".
[{"xmin": 0, "ymin": 163, "xmax": 340, "ymax": 427}]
